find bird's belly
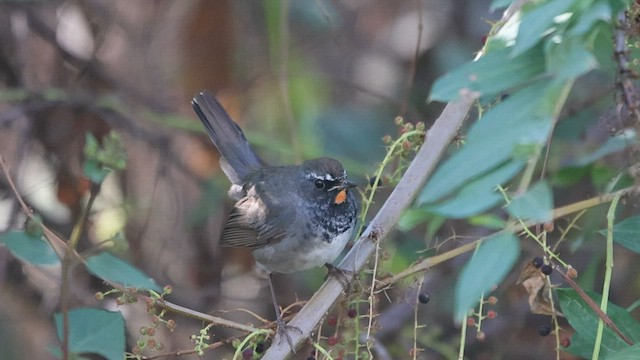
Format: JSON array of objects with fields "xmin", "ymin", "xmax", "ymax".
[{"xmin": 252, "ymin": 229, "xmax": 354, "ymax": 274}]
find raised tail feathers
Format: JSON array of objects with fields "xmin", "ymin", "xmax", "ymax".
[{"xmin": 192, "ymin": 91, "xmax": 263, "ymax": 184}]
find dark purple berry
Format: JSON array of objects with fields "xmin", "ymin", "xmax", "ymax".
[
  {"xmin": 541, "ymin": 264, "xmax": 553, "ymax": 276},
  {"xmin": 242, "ymin": 347, "xmax": 253, "ymax": 359},
  {"xmin": 255, "ymin": 342, "xmax": 265, "ymax": 353},
  {"xmin": 539, "ymin": 324, "xmax": 552, "ymax": 336},
  {"xmin": 369, "ymin": 177, "xmax": 382, "ymax": 187},
  {"xmin": 532, "ymin": 256, "xmax": 544, "ymax": 268},
  {"xmin": 347, "ymin": 308, "xmax": 357, "ymax": 318},
  {"xmin": 418, "ymin": 293, "xmax": 430, "ymax": 304}
]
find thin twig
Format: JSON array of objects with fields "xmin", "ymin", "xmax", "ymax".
[
  {"xmin": 556, "ymin": 266, "xmax": 633, "ymax": 346},
  {"xmin": 60, "ymin": 182, "xmax": 101, "ymax": 360},
  {"xmin": 399, "ymin": 0, "xmax": 424, "ymax": 117}
]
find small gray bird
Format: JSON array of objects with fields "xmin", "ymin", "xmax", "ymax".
[{"xmin": 191, "ymin": 91, "xmax": 358, "ymax": 350}]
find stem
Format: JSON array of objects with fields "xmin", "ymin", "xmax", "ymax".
[
  {"xmin": 593, "ymin": 194, "xmax": 621, "ymax": 359},
  {"xmin": 356, "ymin": 129, "xmax": 424, "ymax": 237},
  {"xmin": 413, "ymin": 276, "xmax": 425, "ymax": 360},
  {"xmin": 458, "ymin": 309, "xmax": 468, "ymax": 360},
  {"xmin": 61, "ymin": 181, "xmax": 101, "ymax": 360}
]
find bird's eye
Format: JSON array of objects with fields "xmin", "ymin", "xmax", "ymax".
[{"xmin": 314, "ymin": 179, "xmax": 325, "ymax": 189}]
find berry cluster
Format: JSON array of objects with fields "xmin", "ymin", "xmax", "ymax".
[{"xmin": 467, "ymin": 296, "xmax": 499, "ymax": 341}]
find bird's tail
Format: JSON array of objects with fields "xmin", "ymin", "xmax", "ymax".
[{"xmin": 192, "ymin": 91, "xmax": 264, "ymax": 184}]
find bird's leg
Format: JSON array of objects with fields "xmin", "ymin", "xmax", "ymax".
[
  {"xmin": 267, "ymin": 273, "xmax": 301, "ymax": 353},
  {"xmin": 324, "ymin": 263, "xmax": 356, "ymax": 294}
]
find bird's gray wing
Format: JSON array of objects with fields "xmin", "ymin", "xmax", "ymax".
[{"xmin": 219, "ymin": 185, "xmax": 292, "ymax": 249}]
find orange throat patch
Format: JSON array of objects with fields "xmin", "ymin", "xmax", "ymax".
[{"xmin": 334, "ymin": 189, "xmax": 347, "ymax": 205}]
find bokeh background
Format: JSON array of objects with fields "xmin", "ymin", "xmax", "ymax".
[{"xmin": 1, "ymin": 1, "xmax": 637, "ymax": 359}]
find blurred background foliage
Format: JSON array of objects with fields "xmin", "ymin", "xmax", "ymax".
[{"xmin": 0, "ymin": 0, "xmax": 639, "ymax": 359}]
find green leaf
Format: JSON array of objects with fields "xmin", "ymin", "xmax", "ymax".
[
  {"xmin": 558, "ymin": 288, "xmax": 640, "ymax": 359},
  {"xmin": 83, "ymin": 131, "xmax": 127, "ymax": 184},
  {"xmin": 82, "ymin": 160, "xmax": 110, "ymax": 184},
  {"xmin": 590, "ymin": 164, "xmax": 619, "ymax": 189},
  {"xmin": 512, "ymin": 0, "xmax": 574, "ymax": 56},
  {"xmin": 85, "ymin": 252, "xmax": 161, "ymax": 292},
  {"xmin": 490, "ymin": 0, "xmax": 513, "ymax": 11},
  {"xmin": 568, "ymin": 1, "xmax": 611, "ymax": 36},
  {"xmin": 54, "ymin": 308, "xmax": 124, "ymax": 360},
  {"xmin": 421, "ymin": 80, "xmax": 558, "ymax": 204},
  {"xmin": 551, "ymin": 166, "xmax": 590, "ymax": 187},
  {"xmin": 423, "ymin": 160, "xmax": 525, "ymax": 218},
  {"xmin": 545, "ymin": 38, "xmax": 597, "ymax": 80},
  {"xmin": 575, "ymin": 130, "xmax": 637, "ymax": 166},
  {"xmin": 454, "ymin": 232, "xmax": 519, "ymax": 320},
  {"xmin": 606, "ymin": 215, "xmax": 640, "ymax": 253},
  {"xmin": 468, "ymin": 214, "xmax": 507, "ymax": 229},
  {"xmin": 506, "ymin": 181, "xmax": 553, "ymax": 222},
  {"xmin": 398, "ymin": 208, "xmax": 432, "ymax": 232},
  {"xmin": 430, "ymin": 45, "xmax": 545, "ymax": 101},
  {"xmin": 610, "ymin": 344, "xmax": 640, "ymax": 360},
  {"xmin": 0, "ymin": 230, "xmax": 60, "ymax": 266}
]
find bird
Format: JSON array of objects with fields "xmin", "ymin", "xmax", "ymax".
[{"xmin": 191, "ymin": 91, "xmax": 359, "ymax": 351}]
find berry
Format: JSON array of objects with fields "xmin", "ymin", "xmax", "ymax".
[
  {"xmin": 255, "ymin": 342, "xmax": 265, "ymax": 353},
  {"xmin": 146, "ymin": 327, "xmax": 156, "ymax": 336},
  {"xmin": 418, "ymin": 293, "xmax": 430, "ymax": 304},
  {"xmin": 327, "ymin": 336, "xmax": 339, "ymax": 346},
  {"xmin": 167, "ymin": 319, "xmax": 177, "ymax": 331},
  {"xmin": 347, "ymin": 308, "xmax": 357, "ymax": 318},
  {"xmin": 532, "ymin": 257, "xmax": 544, "ymax": 268},
  {"xmin": 467, "ymin": 317, "xmax": 476, "ymax": 327},
  {"xmin": 544, "ymin": 222, "xmax": 555, "ymax": 232},
  {"xmin": 541, "ymin": 264, "xmax": 553, "ymax": 276},
  {"xmin": 369, "ymin": 176, "xmax": 382, "ymax": 187},
  {"xmin": 486, "ymin": 310, "xmax": 497, "ymax": 319},
  {"xmin": 94, "ymin": 292, "xmax": 104, "ymax": 301},
  {"xmin": 487, "ymin": 296, "xmax": 498, "ymax": 305},
  {"xmin": 327, "ymin": 315, "xmax": 338, "ymax": 327},
  {"xmin": 163, "ymin": 285, "xmax": 173, "ymax": 294},
  {"xmin": 561, "ymin": 337, "xmax": 571, "ymax": 347},
  {"xmin": 567, "ymin": 267, "xmax": 578, "ymax": 279},
  {"xmin": 476, "ymin": 331, "xmax": 486, "ymax": 341},
  {"xmin": 539, "ymin": 324, "xmax": 552, "ymax": 336},
  {"xmin": 242, "ymin": 347, "xmax": 254, "ymax": 360}
]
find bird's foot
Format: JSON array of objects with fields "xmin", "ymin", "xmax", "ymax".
[
  {"xmin": 274, "ymin": 316, "xmax": 302, "ymax": 354},
  {"xmin": 324, "ymin": 263, "xmax": 356, "ymax": 294}
]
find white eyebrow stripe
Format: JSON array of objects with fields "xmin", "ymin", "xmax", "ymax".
[{"xmin": 305, "ymin": 172, "xmax": 337, "ymax": 181}]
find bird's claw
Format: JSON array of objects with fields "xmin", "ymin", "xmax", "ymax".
[
  {"xmin": 325, "ymin": 263, "xmax": 356, "ymax": 294},
  {"xmin": 274, "ymin": 317, "xmax": 302, "ymax": 354}
]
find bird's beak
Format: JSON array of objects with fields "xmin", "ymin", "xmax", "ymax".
[
  {"xmin": 343, "ymin": 180, "xmax": 358, "ymax": 189},
  {"xmin": 331, "ymin": 180, "xmax": 357, "ymax": 205},
  {"xmin": 328, "ymin": 180, "xmax": 358, "ymax": 192}
]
